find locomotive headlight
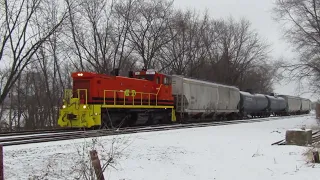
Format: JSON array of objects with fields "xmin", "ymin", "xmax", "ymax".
[
  {"xmin": 62, "ymin": 105, "xmax": 66, "ymax": 109},
  {"xmin": 83, "ymin": 105, "xmax": 87, "ymax": 109},
  {"xmin": 77, "ymin": 73, "xmax": 83, "ymax": 76}
]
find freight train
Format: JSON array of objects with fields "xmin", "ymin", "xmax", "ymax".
[{"xmin": 57, "ymin": 69, "xmax": 312, "ymax": 129}]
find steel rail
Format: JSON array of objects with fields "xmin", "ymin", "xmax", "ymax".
[{"xmin": 0, "ymin": 128, "xmax": 79, "ymax": 137}]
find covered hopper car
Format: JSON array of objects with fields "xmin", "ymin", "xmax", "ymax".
[
  {"xmin": 278, "ymin": 95, "xmax": 303, "ymax": 114},
  {"xmin": 301, "ymin": 98, "xmax": 312, "ymax": 114},
  {"xmin": 171, "ymin": 75, "xmax": 240, "ymax": 121}
]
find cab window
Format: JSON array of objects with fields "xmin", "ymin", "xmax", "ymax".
[
  {"xmin": 163, "ymin": 76, "xmax": 171, "ymax": 85},
  {"xmin": 135, "ymin": 75, "xmax": 154, "ymax": 81}
]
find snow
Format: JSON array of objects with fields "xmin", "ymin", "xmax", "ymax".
[
  {"xmin": 287, "ymin": 128, "xmax": 312, "ymax": 132},
  {"xmin": 3, "ymin": 114, "xmax": 320, "ymax": 180}
]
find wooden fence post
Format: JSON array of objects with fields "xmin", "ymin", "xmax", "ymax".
[
  {"xmin": 0, "ymin": 144, "xmax": 3, "ymax": 180},
  {"xmin": 90, "ymin": 150, "xmax": 105, "ymax": 180},
  {"xmin": 313, "ymin": 150, "xmax": 320, "ymax": 163},
  {"xmin": 316, "ymin": 103, "xmax": 320, "ymax": 119}
]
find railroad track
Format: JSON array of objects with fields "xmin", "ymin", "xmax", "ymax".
[
  {"xmin": 1, "ymin": 113, "xmax": 312, "ymax": 147},
  {"xmin": 0, "ymin": 128, "xmax": 79, "ymax": 137}
]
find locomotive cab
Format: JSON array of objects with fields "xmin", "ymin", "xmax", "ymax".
[{"xmin": 132, "ymin": 69, "xmax": 171, "ymax": 86}]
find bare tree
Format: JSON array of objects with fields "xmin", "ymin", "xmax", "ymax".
[
  {"xmin": 159, "ymin": 10, "xmax": 209, "ymax": 75},
  {"xmin": 273, "ymin": 0, "xmax": 320, "ymax": 95},
  {"xmin": 128, "ymin": 0, "xmax": 174, "ymax": 69},
  {"xmin": 110, "ymin": 0, "xmax": 136, "ymax": 74},
  {"xmin": 0, "ymin": 0, "xmax": 68, "ymax": 105},
  {"xmin": 206, "ymin": 18, "xmax": 270, "ymax": 87},
  {"xmin": 65, "ymin": 0, "xmax": 117, "ymax": 74}
]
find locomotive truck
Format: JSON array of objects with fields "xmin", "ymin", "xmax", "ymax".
[{"xmin": 57, "ymin": 69, "xmax": 312, "ymax": 129}]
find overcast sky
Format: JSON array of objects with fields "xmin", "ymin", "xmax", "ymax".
[{"xmin": 173, "ymin": 0, "xmax": 318, "ymax": 101}]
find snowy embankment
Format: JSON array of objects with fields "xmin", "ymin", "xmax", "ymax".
[{"xmin": 3, "ymin": 113, "xmax": 320, "ymax": 180}]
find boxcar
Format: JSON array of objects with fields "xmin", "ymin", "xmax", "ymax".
[{"xmin": 171, "ymin": 75, "xmax": 240, "ymax": 117}]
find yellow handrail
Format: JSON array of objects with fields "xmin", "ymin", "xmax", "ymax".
[
  {"xmin": 77, "ymin": 89, "xmax": 88, "ymax": 104},
  {"xmin": 155, "ymin": 84, "xmax": 162, "ymax": 106},
  {"xmin": 64, "ymin": 89, "xmax": 73, "ymax": 103},
  {"xmin": 103, "ymin": 89, "xmax": 159, "ymax": 106}
]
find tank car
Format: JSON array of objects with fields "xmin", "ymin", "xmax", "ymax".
[
  {"xmin": 265, "ymin": 95, "xmax": 286, "ymax": 116},
  {"xmin": 171, "ymin": 75, "xmax": 240, "ymax": 121},
  {"xmin": 239, "ymin": 91, "xmax": 269, "ymax": 117},
  {"xmin": 278, "ymin": 95, "xmax": 301, "ymax": 115}
]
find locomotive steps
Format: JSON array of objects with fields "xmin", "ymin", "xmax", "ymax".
[{"xmin": 1, "ymin": 114, "xmax": 311, "ymax": 147}]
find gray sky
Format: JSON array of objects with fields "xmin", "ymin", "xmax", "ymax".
[
  {"xmin": 1, "ymin": 0, "xmax": 316, "ymax": 101},
  {"xmin": 173, "ymin": 0, "xmax": 317, "ymax": 101}
]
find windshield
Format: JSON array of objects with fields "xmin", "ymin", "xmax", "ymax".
[{"xmin": 135, "ymin": 75, "xmax": 154, "ymax": 81}]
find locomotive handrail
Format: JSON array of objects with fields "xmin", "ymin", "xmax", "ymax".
[
  {"xmin": 63, "ymin": 89, "xmax": 73, "ymax": 104},
  {"xmin": 103, "ymin": 89, "xmax": 159, "ymax": 106},
  {"xmin": 155, "ymin": 84, "xmax": 163, "ymax": 106},
  {"xmin": 77, "ymin": 89, "xmax": 88, "ymax": 105}
]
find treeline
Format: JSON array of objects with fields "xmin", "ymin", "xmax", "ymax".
[{"xmin": 0, "ymin": 0, "xmax": 276, "ymax": 131}]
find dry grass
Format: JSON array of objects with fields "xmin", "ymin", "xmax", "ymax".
[
  {"xmin": 302, "ymin": 142, "xmax": 320, "ymax": 165},
  {"xmin": 301, "ymin": 118, "xmax": 320, "ymax": 165}
]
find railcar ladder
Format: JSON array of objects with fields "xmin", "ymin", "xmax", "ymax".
[{"xmin": 175, "ymin": 94, "xmax": 185, "ymax": 120}]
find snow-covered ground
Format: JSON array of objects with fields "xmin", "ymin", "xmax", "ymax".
[{"xmin": 3, "ymin": 113, "xmax": 320, "ymax": 180}]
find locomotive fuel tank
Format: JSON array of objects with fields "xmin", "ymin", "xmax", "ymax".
[
  {"xmin": 171, "ymin": 75, "xmax": 240, "ymax": 116},
  {"xmin": 278, "ymin": 95, "xmax": 301, "ymax": 114},
  {"xmin": 239, "ymin": 91, "xmax": 268, "ymax": 113},
  {"xmin": 265, "ymin": 95, "xmax": 286, "ymax": 113}
]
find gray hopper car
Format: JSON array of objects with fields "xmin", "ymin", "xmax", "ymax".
[
  {"xmin": 171, "ymin": 75, "xmax": 240, "ymax": 117},
  {"xmin": 278, "ymin": 95, "xmax": 302, "ymax": 114},
  {"xmin": 300, "ymin": 98, "xmax": 311, "ymax": 113}
]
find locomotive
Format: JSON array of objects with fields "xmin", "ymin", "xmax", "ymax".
[{"xmin": 57, "ymin": 69, "xmax": 312, "ymax": 129}]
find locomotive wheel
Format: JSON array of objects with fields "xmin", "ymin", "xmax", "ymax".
[
  {"xmin": 146, "ymin": 113, "xmax": 158, "ymax": 125},
  {"xmin": 126, "ymin": 112, "xmax": 138, "ymax": 127},
  {"xmin": 101, "ymin": 110, "xmax": 129, "ymax": 129}
]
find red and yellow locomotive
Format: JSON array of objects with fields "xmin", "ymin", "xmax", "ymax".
[{"xmin": 58, "ymin": 69, "xmax": 176, "ymax": 128}]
